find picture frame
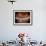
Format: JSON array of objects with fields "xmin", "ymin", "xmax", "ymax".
[{"xmin": 13, "ymin": 10, "xmax": 33, "ymax": 25}]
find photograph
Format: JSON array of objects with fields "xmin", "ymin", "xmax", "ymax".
[{"xmin": 13, "ymin": 10, "xmax": 32, "ymax": 25}]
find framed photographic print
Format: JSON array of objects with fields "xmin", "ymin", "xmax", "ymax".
[{"xmin": 13, "ymin": 10, "xmax": 32, "ymax": 25}]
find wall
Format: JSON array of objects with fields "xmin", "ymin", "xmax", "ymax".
[{"xmin": 0, "ymin": 0, "xmax": 46, "ymax": 42}]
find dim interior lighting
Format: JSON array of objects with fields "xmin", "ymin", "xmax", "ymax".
[{"xmin": 8, "ymin": 0, "xmax": 16, "ymax": 4}]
